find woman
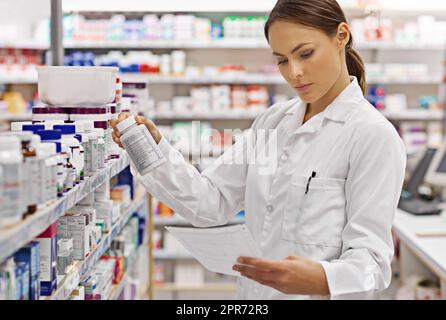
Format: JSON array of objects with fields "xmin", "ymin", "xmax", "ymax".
[{"xmin": 110, "ymin": 0, "xmax": 406, "ymax": 299}]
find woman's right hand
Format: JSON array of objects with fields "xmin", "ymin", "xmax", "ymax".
[{"xmin": 110, "ymin": 112, "xmax": 163, "ymax": 148}]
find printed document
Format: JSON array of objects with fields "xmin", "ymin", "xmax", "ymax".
[{"xmin": 165, "ymin": 224, "xmax": 261, "ymax": 276}]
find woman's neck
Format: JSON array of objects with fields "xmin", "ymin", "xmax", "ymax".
[{"xmin": 304, "ymin": 70, "xmax": 351, "ymax": 123}]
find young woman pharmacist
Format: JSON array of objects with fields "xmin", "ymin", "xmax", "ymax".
[{"xmin": 111, "ymin": 0, "xmax": 406, "ymax": 299}]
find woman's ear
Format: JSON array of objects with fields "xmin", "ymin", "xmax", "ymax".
[{"xmin": 336, "ymin": 22, "xmax": 351, "ymax": 49}]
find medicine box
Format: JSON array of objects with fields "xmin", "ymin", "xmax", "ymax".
[
  {"xmin": 35, "ymin": 222, "xmax": 58, "ymax": 296},
  {"xmin": 14, "ymin": 241, "xmax": 40, "ymax": 300}
]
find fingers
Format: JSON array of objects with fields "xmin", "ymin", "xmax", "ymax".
[
  {"xmin": 112, "ymin": 131, "xmax": 123, "ymax": 148},
  {"xmin": 232, "ymin": 264, "xmax": 277, "ymax": 281},
  {"xmin": 110, "ymin": 113, "xmax": 132, "ymax": 148},
  {"xmin": 236, "ymin": 257, "xmax": 283, "ymax": 272},
  {"xmin": 135, "ymin": 115, "xmax": 162, "ymax": 144}
]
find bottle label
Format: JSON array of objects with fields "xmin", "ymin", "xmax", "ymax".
[
  {"xmin": 0, "ymin": 163, "xmax": 23, "ymax": 219},
  {"xmin": 123, "ymin": 127, "xmax": 164, "ymax": 174},
  {"xmin": 26, "ymin": 157, "xmax": 41, "ymax": 206}
]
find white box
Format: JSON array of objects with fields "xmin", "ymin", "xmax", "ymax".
[{"xmin": 36, "ymin": 66, "xmax": 118, "ymax": 106}]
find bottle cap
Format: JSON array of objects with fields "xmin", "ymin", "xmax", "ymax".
[
  {"xmin": 37, "ymin": 130, "xmax": 62, "ymax": 141},
  {"xmin": 116, "ymin": 116, "xmax": 136, "ymax": 133},
  {"xmin": 53, "ymin": 125, "xmax": 76, "ymax": 135},
  {"xmin": 22, "ymin": 124, "xmax": 45, "ymax": 134}
]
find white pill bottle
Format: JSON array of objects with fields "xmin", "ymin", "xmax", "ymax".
[{"xmin": 116, "ymin": 116, "xmax": 166, "ymax": 175}]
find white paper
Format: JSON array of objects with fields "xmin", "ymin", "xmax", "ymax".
[{"xmin": 165, "ymin": 224, "xmax": 261, "ymax": 277}]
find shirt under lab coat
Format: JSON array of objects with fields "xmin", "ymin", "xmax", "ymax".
[{"xmin": 132, "ymin": 77, "xmax": 407, "ymax": 299}]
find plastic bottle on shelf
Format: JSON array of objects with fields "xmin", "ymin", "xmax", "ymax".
[
  {"xmin": 171, "ymin": 50, "xmax": 186, "ymax": 77},
  {"xmin": 160, "ymin": 54, "xmax": 171, "ymax": 76},
  {"xmin": 36, "ymin": 143, "xmax": 58, "ymax": 205},
  {"xmin": 74, "ymin": 121, "xmax": 95, "ymax": 177},
  {"xmin": 22, "ymin": 124, "xmax": 45, "ymax": 134},
  {"xmin": 74, "ymin": 133, "xmax": 87, "ymax": 181},
  {"xmin": 1, "ymin": 132, "xmax": 39, "ymax": 217},
  {"xmin": 53, "ymin": 125, "xmax": 84, "ymax": 185},
  {"xmin": 88, "ymin": 131, "xmax": 99, "ymax": 174},
  {"xmin": 116, "ymin": 115, "xmax": 166, "ymax": 175},
  {"xmin": 0, "ymin": 136, "xmax": 24, "ymax": 228},
  {"xmin": 62, "ymin": 144, "xmax": 76, "ymax": 191},
  {"xmin": 92, "ymin": 128, "xmax": 106, "ymax": 169},
  {"xmin": 30, "ymin": 134, "xmax": 46, "ymax": 210},
  {"xmin": 93, "ymin": 121, "xmax": 111, "ymax": 162},
  {"xmin": 37, "ymin": 130, "xmax": 66, "ymax": 197}
]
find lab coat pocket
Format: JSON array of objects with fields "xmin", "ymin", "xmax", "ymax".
[{"xmin": 282, "ymin": 176, "xmax": 346, "ymax": 248}]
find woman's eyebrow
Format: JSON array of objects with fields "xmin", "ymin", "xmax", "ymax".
[{"xmin": 272, "ymin": 42, "xmax": 311, "ymax": 56}]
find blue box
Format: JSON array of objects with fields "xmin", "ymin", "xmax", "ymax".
[{"xmin": 14, "ymin": 241, "xmax": 41, "ymax": 300}]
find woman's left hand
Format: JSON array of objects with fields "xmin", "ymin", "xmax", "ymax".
[{"xmin": 232, "ymin": 255, "xmax": 330, "ymax": 296}]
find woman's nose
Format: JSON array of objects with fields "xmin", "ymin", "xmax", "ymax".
[{"xmin": 289, "ymin": 61, "xmax": 304, "ymax": 79}]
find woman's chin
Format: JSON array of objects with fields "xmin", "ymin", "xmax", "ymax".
[{"xmin": 296, "ymin": 92, "xmax": 317, "ymax": 103}]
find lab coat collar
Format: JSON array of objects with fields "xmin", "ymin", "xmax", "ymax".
[
  {"xmin": 285, "ymin": 76, "xmax": 363, "ymax": 123},
  {"xmin": 323, "ymin": 76, "xmax": 363, "ymax": 122}
]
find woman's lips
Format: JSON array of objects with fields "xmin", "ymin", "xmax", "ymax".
[{"xmin": 294, "ymin": 83, "xmax": 313, "ymax": 93}]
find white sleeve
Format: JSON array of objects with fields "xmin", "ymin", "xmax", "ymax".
[
  {"xmin": 319, "ymin": 122, "xmax": 406, "ymax": 298},
  {"xmin": 131, "ymin": 124, "xmax": 258, "ymax": 227}
]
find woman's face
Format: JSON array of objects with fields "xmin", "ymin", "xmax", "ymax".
[{"xmin": 268, "ymin": 20, "xmax": 344, "ymax": 104}]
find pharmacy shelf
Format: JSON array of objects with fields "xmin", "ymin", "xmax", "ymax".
[
  {"xmin": 107, "ymin": 272, "xmax": 129, "ymax": 300},
  {"xmin": 121, "ymin": 73, "xmax": 442, "ymax": 86},
  {"xmin": 153, "ymin": 111, "xmax": 260, "ymax": 121},
  {"xmin": 0, "ymin": 113, "xmax": 32, "ymax": 121},
  {"xmin": 45, "ymin": 194, "xmax": 147, "ymax": 300},
  {"xmin": 153, "ymin": 282, "xmax": 237, "ymax": 292},
  {"xmin": 65, "ymin": 39, "xmax": 446, "ymax": 51},
  {"xmin": 154, "ymin": 215, "xmax": 245, "ymax": 226},
  {"xmin": 120, "ymin": 73, "xmax": 285, "ymax": 85},
  {"xmin": 60, "ymin": 0, "xmax": 446, "ymax": 15},
  {"xmin": 0, "ymin": 40, "xmax": 49, "ymax": 50},
  {"xmin": 367, "ymin": 78, "xmax": 443, "ymax": 85},
  {"xmin": 0, "ymin": 153, "xmax": 131, "ymax": 263},
  {"xmin": 356, "ymin": 43, "xmax": 446, "ymax": 51},
  {"xmin": 107, "ymin": 244, "xmax": 144, "ymax": 300},
  {"xmin": 65, "ymin": 39, "xmax": 270, "ymax": 50},
  {"xmin": 380, "ymin": 109, "xmax": 444, "ymax": 121}
]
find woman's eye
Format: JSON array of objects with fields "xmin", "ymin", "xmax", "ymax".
[
  {"xmin": 277, "ymin": 59, "xmax": 288, "ymax": 65},
  {"xmin": 300, "ymin": 50, "xmax": 314, "ymax": 59}
]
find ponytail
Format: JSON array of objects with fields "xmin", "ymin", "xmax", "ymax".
[{"xmin": 346, "ymin": 43, "xmax": 366, "ymax": 95}]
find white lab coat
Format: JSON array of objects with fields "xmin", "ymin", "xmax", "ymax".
[{"xmin": 132, "ymin": 77, "xmax": 407, "ymax": 299}]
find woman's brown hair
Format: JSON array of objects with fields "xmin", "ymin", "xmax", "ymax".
[{"xmin": 264, "ymin": 0, "xmax": 366, "ymax": 94}]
